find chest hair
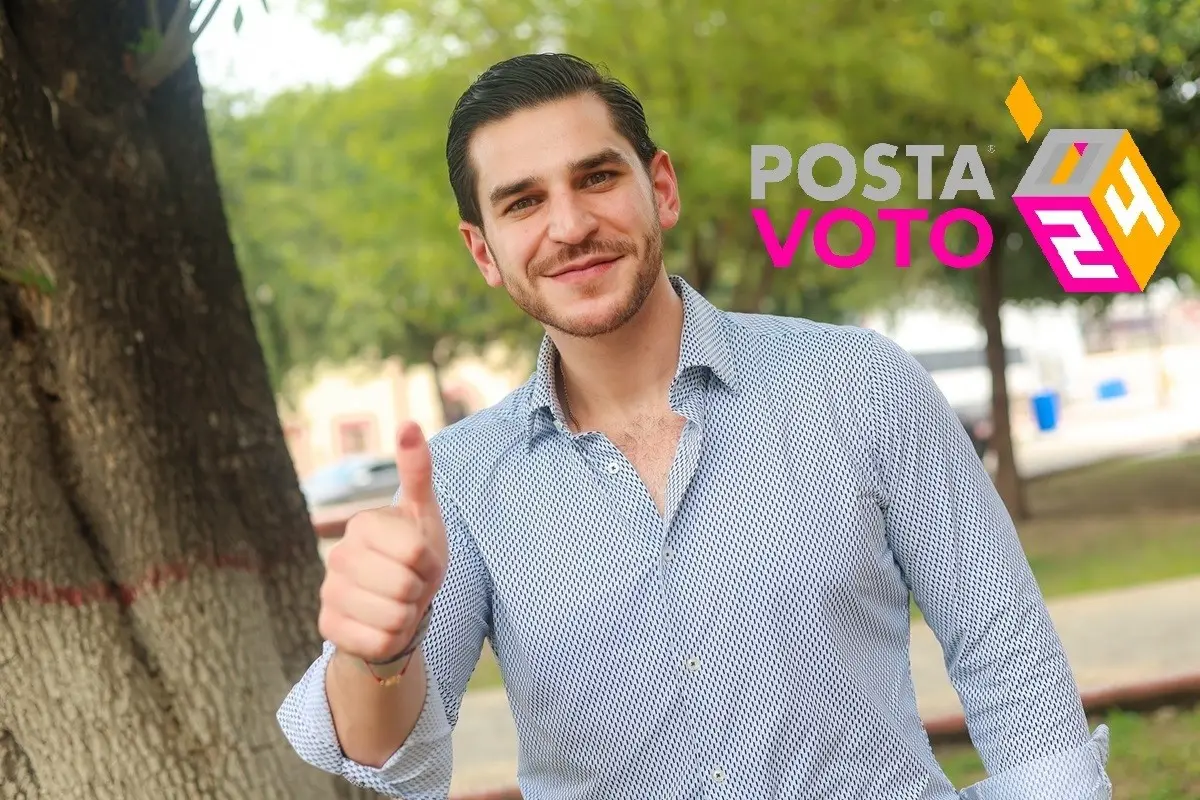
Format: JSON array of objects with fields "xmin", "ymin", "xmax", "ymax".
[{"xmin": 607, "ymin": 412, "xmax": 686, "ymax": 515}]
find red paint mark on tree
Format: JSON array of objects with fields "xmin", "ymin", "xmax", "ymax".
[{"xmin": 1, "ymin": 553, "xmax": 286, "ymax": 608}]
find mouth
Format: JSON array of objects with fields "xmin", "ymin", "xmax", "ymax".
[{"xmin": 546, "ymin": 255, "xmax": 624, "ymax": 283}]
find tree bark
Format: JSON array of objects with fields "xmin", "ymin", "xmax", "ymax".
[
  {"xmin": 0, "ymin": 3, "xmax": 375, "ymax": 797},
  {"xmin": 976, "ymin": 217, "xmax": 1029, "ymax": 522}
]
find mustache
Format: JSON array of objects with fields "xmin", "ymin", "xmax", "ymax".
[{"xmin": 530, "ymin": 238, "xmax": 639, "ymax": 277}]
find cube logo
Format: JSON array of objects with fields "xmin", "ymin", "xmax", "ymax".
[{"xmin": 1007, "ymin": 78, "xmax": 1180, "ymax": 293}]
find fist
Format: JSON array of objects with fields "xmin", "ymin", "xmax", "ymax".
[{"xmin": 318, "ymin": 421, "xmax": 449, "ymax": 663}]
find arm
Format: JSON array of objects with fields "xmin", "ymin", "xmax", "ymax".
[
  {"xmin": 862, "ymin": 332, "xmax": 1111, "ymax": 799},
  {"xmin": 277, "ymin": 429, "xmax": 492, "ymax": 799},
  {"xmin": 278, "ymin": 503, "xmax": 490, "ymax": 798}
]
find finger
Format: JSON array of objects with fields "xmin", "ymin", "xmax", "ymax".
[
  {"xmin": 395, "ymin": 421, "xmax": 436, "ymax": 512},
  {"xmin": 320, "ymin": 609, "xmax": 406, "ymax": 663},
  {"xmin": 361, "ymin": 521, "xmax": 446, "ymax": 583},
  {"xmin": 328, "ymin": 547, "xmax": 427, "ymax": 601},
  {"xmin": 328, "ymin": 579, "xmax": 422, "ymax": 635}
]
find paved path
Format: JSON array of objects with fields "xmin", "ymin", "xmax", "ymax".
[
  {"xmin": 1012, "ymin": 403, "xmax": 1200, "ymax": 478},
  {"xmin": 449, "ymin": 575, "xmax": 1200, "ymax": 795}
]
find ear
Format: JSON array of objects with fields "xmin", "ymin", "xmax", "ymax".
[
  {"xmin": 648, "ymin": 150, "xmax": 681, "ymax": 230},
  {"xmin": 459, "ymin": 222, "xmax": 503, "ymax": 287}
]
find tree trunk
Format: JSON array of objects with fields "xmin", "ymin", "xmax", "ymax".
[
  {"xmin": 429, "ymin": 355, "xmax": 453, "ymax": 426},
  {"xmin": 0, "ymin": 4, "xmax": 374, "ymax": 798},
  {"xmin": 976, "ymin": 218, "xmax": 1029, "ymax": 522},
  {"xmin": 688, "ymin": 227, "xmax": 718, "ymax": 294},
  {"xmin": 730, "ymin": 254, "xmax": 775, "ymax": 313}
]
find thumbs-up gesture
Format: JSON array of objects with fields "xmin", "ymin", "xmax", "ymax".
[{"xmin": 318, "ymin": 422, "xmax": 450, "ymax": 664}]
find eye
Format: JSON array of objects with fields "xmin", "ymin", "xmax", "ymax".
[
  {"xmin": 584, "ymin": 171, "xmax": 616, "ymax": 186},
  {"xmin": 506, "ymin": 197, "xmax": 538, "ymax": 215}
]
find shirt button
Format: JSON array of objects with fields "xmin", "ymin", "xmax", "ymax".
[
  {"xmin": 684, "ymin": 656, "xmax": 701, "ymax": 673},
  {"xmin": 662, "ymin": 547, "xmax": 673, "ymax": 561},
  {"xmin": 711, "ymin": 767, "xmax": 727, "ymax": 784},
  {"xmin": 605, "ymin": 460, "xmax": 620, "ymax": 474}
]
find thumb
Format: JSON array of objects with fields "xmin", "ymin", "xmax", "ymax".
[{"xmin": 395, "ymin": 421, "xmax": 436, "ymax": 512}]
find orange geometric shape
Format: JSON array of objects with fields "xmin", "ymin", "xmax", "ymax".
[{"xmin": 1006, "ymin": 77, "xmax": 1043, "ymax": 142}]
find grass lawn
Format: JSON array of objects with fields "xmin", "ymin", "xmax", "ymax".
[
  {"xmin": 936, "ymin": 705, "xmax": 1200, "ymax": 799},
  {"xmin": 467, "ymin": 450, "xmax": 1200, "ymax": 694},
  {"xmin": 1015, "ymin": 449, "xmax": 1200, "ymax": 598}
]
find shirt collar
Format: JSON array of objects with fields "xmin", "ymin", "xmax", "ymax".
[{"xmin": 524, "ymin": 274, "xmax": 738, "ymax": 438}]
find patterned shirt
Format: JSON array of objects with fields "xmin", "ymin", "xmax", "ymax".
[{"xmin": 277, "ymin": 275, "xmax": 1111, "ymax": 799}]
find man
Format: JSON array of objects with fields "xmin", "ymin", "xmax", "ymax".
[{"xmin": 278, "ymin": 53, "xmax": 1111, "ymax": 799}]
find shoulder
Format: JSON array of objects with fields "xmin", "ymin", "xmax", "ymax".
[
  {"xmin": 722, "ymin": 310, "xmax": 901, "ymax": 374},
  {"xmin": 719, "ymin": 308, "xmax": 934, "ymax": 407},
  {"xmin": 423, "ymin": 379, "xmax": 538, "ymax": 508}
]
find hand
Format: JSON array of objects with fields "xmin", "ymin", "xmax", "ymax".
[{"xmin": 318, "ymin": 421, "xmax": 449, "ymax": 663}]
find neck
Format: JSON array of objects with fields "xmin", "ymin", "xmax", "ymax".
[{"xmin": 552, "ymin": 271, "xmax": 683, "ymax": 425}]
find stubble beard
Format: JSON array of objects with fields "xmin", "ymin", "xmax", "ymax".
[{"xmin": 498, "ymin": 226, "xmax": 665, "ymax": 339}]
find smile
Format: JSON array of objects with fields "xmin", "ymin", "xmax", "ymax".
[{"xmin": 547, "ymin": 256, "xmax": 623, "ymax": 283}]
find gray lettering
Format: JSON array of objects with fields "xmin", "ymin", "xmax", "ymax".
[
  {"xmin": 862, "ymin": 143, "xmax": 901, "ymax": 202},
  {"xmin": 905, "ymin": 144, "xmax": 944, "ymax": 201},
  {"xmin": 797, "ymin": 143, "xmax": 856, "ymax": 202},
  {"xmin": 750, "ymin": 145, "xmax": 792, "ymax": 200},
  {"xmin": 942, "ymin": 145, "xmax": 995, "ymax": 200}
]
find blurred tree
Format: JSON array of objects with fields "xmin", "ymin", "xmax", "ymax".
[
  {"xmin": 302, "ymin": 0, "xmax": 1199, "ymax": 519},
  {"xmin": 921, "ymin": 0, "xmax": 1200, "ymax": 519},
  {"xmin": 206, "ymin": 91, "xmax": 344, "ymax": 401},
  {"xmin": 1115, "ymin": 0, "xmax": 1200, "ymax": 283},
  {"xmin": 308, "ymin": 0, "xmax": 937, "ymax": 319},
  {"xmin": 0, "ymin": 2, "xmax": 374, "ymax": 798},
  {"xmin": 209, "ymin": 67, "xmax": 541, "ymax": 421}
]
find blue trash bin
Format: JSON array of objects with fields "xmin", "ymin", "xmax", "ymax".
[
  {"xmin": 1097, "ymin": 379, "xmax": 1128, "ymax": 401},
  {"xmin": 1031, "ymin": 391, "xmax": 1060, "ymax": 432}
]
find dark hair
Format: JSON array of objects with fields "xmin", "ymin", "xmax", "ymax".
[{"xmin": 446, "ymin": 53, "xmax": 659, "ymax": 228}]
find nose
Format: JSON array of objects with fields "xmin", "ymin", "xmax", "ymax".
[{"xmin": 545, "ymin": 193, "xmax": 599, "ymax": 245}]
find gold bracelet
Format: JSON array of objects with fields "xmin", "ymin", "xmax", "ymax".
[{"xmin": 363, "ymin": 652, "xmax": 416, "ymax": 687}]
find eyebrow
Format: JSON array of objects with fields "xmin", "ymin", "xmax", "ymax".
[{"xmin": 487, "ymin": 148, "xmax": 632, "ymax": 207}]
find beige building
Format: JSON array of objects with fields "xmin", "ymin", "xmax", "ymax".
[{"xmin": 280, "ymin": 346, "xmax": 534, "ymax": 479}]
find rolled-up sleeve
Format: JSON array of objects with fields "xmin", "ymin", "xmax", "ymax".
[
  {"xmin": 959, "ymin": 725, "xmax": 1110, "ymax": 799},
  {"xmin": 276, "ymin": 484, "xmax": 492, "ymax": 799},
  {"xmin": 863, "ymin": 331, "xmax": 1111, "ymax": 799}
]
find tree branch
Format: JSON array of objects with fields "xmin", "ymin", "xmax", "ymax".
[
  {"xmin": 147, "ymin": 0, "xmax": 161, "ymax": 34},
  {"xmin": 133, "ymin": 0, "xmax": 223, "ymax": 91}
]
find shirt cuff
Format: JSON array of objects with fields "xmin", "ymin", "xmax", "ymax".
[
  {"xmin": 276, "ymin": 641, "xmax": 455, "ymax": 799},
  {"xmin": 958, "ymin": 724, "xmax": 1111, "ymax": 800}
]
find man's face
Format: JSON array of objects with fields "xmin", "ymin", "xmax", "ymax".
[{"xmin": 459, "ymin": 94, "xmax": 681, "ymax": 338}]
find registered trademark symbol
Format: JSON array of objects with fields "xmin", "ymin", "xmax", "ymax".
[{"xmin": 987, "ymin": 144, "xmax": 996, "ymax": 153}]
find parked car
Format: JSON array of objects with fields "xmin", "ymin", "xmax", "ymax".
[{"xmin": 300, "ymin": 454, "xmax": 399, "ymax": 511}]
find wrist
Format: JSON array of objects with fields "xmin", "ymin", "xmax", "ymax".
[
  {"xmin": 360, "ymin": 648, "xmax": 419, "ymax": 681},
  {"xmin": 361, "ymin": 603, "xmax": 433, "ymax": 681}
]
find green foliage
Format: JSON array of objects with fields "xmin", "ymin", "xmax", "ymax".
[
  {"xmin": 130, "ymin": 28, "xmax": 163, "ymax": 57},
  {"xmin": 208, "ymin": 71, "xmax": 539, "ymax": 397},
  {"xmin": 304, "ymin": 0, "xmax": 1196, "ymax": 306},
  {"xmin": 211, "ymin": 0, "xmax": 1200, "ymax": 399},
  {"xmin": 1174, "ymin": 149, "xmax": 1200, "ymax": 281},
  {"xmin": 0, "ymin": 266, "xmax": 56, "ymax": 295}
]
